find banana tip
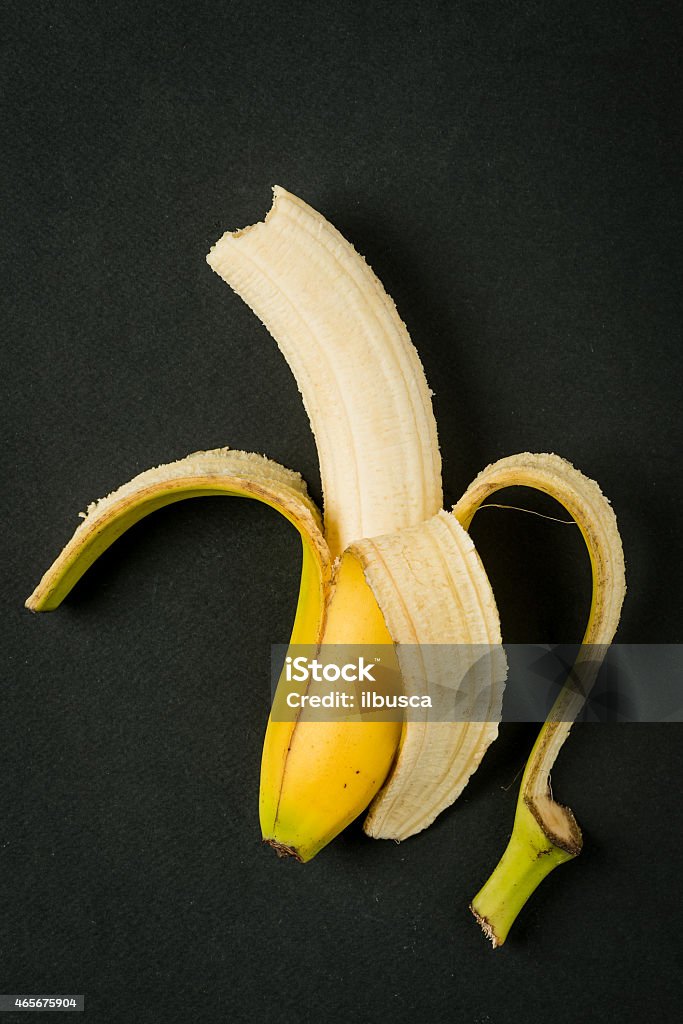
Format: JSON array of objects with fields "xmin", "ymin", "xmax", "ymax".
[
  {"xmin": 470, "ymin": 904, "xmax": 502, "ymax": 949},
  {"xmin": 263, "ymin": 838, "xmax": 304, "ymax": 862}
]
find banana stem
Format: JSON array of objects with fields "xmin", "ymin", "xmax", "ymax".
[{"xmin": 470, "ymin": 799, "xmax": 576, "ymax": 948}]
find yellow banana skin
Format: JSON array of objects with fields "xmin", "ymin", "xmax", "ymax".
[
  {"xmin": 261, "ymin": 554, "xmax": 402, "ymax": 861},
  {"xmin": 26, "ymin": 448, "xmax": 402, "ymax": 865}
]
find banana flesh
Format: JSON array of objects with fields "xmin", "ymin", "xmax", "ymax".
[{"xmin": 207, "ymin": 187, "xmax": 442, "ymax": 558}]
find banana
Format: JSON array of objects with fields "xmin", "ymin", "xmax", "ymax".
[{"xmin": 27, "ymin": 189, "xmax": 626, "ymax": 944}]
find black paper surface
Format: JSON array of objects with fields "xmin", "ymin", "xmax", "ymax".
[{"xmin": 2, "ymin": 2, "xmax": 681, "ymax": 1022}]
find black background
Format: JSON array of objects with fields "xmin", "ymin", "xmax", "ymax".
[{"xmin": 2, "ymin": 2, "xmax": 682, "ymax": 1022}]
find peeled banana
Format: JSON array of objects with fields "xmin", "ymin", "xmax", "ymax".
[{"xmin": 27, "ymin": 187, "xmax": 625, "ymax": 945}]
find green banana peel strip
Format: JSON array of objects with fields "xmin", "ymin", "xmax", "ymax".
[
  {"xmin": 26, "ymin": 449, "xmax": 331, "ymax": 653},
  {"xmin": 452, "ymin": 452, "xmax": 626, "ymax": 947}
]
